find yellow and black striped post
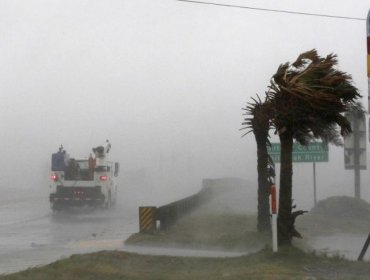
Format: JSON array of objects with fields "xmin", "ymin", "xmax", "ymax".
[{"xmin": 139, "ymin": 206, "xmax": 157, "ymax": 232}]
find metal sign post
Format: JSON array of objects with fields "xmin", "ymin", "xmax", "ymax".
[{"xmin": 313, "ymin": 162, "xmax": 317, "ymax": 206}]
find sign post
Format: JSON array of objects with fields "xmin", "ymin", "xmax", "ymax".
[
  {"xmin": 270, "ymin": 184, "xmax": 278, "ymax": 253},
  {"xmin": 313, "ymin": 162, "xmax": 317, "ymax": 205}
]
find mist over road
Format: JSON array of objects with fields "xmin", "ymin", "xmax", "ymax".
[{"xmin": 0, "ymin": 190, "xmax": 137, "ymax": 274}]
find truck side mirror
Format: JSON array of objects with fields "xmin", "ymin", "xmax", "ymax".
[{"xmin": 114, "ymin": 162, "xmax": 120, "ymax": 177}]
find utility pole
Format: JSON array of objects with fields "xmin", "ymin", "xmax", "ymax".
[
  {"xmin": 313, "ymin": 162, "xmax": 317, "ymax": 206},
  {"xmin": 344, "ymin": 106, "xmax": 366, "ymax": 199},
  {"xmin": 353, "ymin": 111, "xmax": 361, "ymax": 199}
]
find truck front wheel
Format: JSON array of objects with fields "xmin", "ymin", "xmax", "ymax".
[
  {"xmin": 51, "ymin": 202, "xmax": 63, "ymax": 212},
  {"xmin": 104, "ymin": 191, "xmax": 111, "ymax": 209}
]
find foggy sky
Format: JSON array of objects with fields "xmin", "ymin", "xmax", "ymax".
[{"xmin": 1, "ymin": 0, "xmax": 369, "ymax": 208}]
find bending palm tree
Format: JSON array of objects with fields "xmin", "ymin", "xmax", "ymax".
[
  {"xmin": 267, "ymin": 49, "xmax": 361, "ymax": 245},
  {"xmin": 242, "ymin": 96, "xmax": 273, "ymax": 231}
]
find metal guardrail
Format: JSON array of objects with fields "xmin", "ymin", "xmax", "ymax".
[{"xmin": 139, "ymin": 180, "xmax": 214, "ymax": 232}]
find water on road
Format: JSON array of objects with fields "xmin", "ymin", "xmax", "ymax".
[{"xmin": 0, "ymin": 191, "xmax": 138, "ymax": 274}]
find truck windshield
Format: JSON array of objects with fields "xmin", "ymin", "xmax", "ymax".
[
  {"xmin": 95, "ymin": 166, "xmax": 110, "ymax": 172},
  {"xmin": 76, "ymin": 160, "xmax": 89, "ymax": 169}
]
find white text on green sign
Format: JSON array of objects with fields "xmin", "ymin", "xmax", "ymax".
[{"xmin": 267, "ymin": 142, "xmax": 329, "ymax": 163}]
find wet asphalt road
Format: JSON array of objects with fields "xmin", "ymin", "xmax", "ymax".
[{"xmin": 0, "ymin": 191, "xmax": 138, "ymax": 274}]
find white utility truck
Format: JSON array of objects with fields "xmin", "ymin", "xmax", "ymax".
[{"xmin": 49, "ymin": 140, "xmax": 119, "ymax": 211}]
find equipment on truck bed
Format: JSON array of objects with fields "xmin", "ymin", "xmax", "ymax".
[{"xmin": 49, "ymin": 141, "xmax": 119, "ymax": 211}]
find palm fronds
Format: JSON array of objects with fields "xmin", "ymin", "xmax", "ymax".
[{"xmin": 267, "ymin": 49, "xmax": 361, "ymax": 142}]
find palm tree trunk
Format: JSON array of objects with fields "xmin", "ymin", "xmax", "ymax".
[
  {"xmin": 278, "ymin": 130, "xmax": 293, "ymax": 245},
  {"xmin": 255, "ymin": 134, "xmax": 271, "ymax": 232}
]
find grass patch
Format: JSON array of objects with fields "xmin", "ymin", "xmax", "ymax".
[
  {"xmin": 126, "ymin": 207, "xmax": 270, "ymax": 251},
  {"xmin": 2, "ymin": 247, "xmax": 370, "ymax": 280},
  {"xmin": 297, "ymin": 196, "xmax": 370, "ymax": 235}
]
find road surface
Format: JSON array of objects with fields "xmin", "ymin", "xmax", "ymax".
[{"xmin": 0, "ymin": 190, "xmax": 137, "ymax": 274}]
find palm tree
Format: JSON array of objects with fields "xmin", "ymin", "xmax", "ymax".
[
  {"xmin": 242, "ymin": 96, "xmax": 273, "ymax": 231},
  {"xmin": 267, "ymin": 49, "xmax": 361, "ymax": 245}
]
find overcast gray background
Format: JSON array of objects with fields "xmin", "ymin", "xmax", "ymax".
[{"xmin": 1, "ymin": 0, "xmax": 369, "ymax": 209}]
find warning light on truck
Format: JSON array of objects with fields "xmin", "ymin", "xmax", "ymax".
[
  {"xmin": 50, "ymin": 173, "xmax": 58, "ymax": 181},
  {"xmin": 99, "ymin": 175, "xmax": 108, "ymax": 181}
]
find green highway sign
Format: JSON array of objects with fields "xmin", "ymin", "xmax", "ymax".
[{"xmin": 267, "ymin": 142, "xmax": 329, "ymax": 163}]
